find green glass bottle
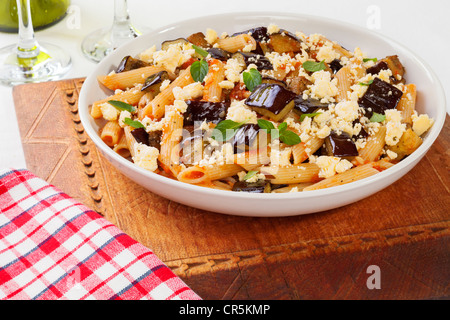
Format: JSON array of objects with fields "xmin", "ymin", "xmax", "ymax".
[{"xmin": 0, "ymin": 0, "xmax": 70, "ymax": 33}]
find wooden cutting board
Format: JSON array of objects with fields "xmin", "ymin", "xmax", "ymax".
[{"xmin": 13, "ymin": 78, "xmax": 450, "ymax": 300}]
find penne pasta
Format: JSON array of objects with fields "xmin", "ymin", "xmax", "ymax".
[
  {"xmin": 98, "ymin": 66, "xmax": 166, "ymax": 91},
  {"xmin": 217, "ymin": 34, "xmax": 256, "ymax": 53},
  {"xmin": 303, "ymin": 164, "xmax": 379, "ymax": 191},
  {"xmin": 142, "ymin": 67, "xmax": 194, "ymax": 120},
  {"xmin": 101, "ymin": 121, "xmax": 122, "ymax": 147},
  {"xmin": 359, "ymin": 126, "xmax": 387, "ymax": 162},
  {"xmin": 260, "ymin": 164, "xmax": 320, "ymax": 185},
  {"xmin": 396, "ymin": 84, "xmax": 416, "ymax": 125},
  {"xmin": 113, "ymin": 133, "xmax": 131, "ymax": 158},
  {"xmin": 203, "ymin": 59, "xmax": 225, "ymax": 102}
]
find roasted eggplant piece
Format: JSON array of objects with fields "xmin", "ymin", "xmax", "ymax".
[
  {"xmin": 287, "ymin": 76, "xmax": 312, "ymax": 95},
  {"xmin": 325, "ymin": 131, "xmax": 358, "ymax": 158},
  {"xmin": 232, "ymin": 27, "xmax": 270, "ymax": 43},
  {"xmin": 269, "ymin": 30, "xmax": 302, "ymax": 53},
  {"xmin": 207, "ymin": 48, "xmax": 232, "ymax": 61},
  {"xmin": 261, "ymin": 75, "xmax": 287, "ymax": 88},
  {"xmin": 366, "ymin": 60, "xmax": 389, "ymax": 76},
  {"xmin": 116, "ymin": 56, "xmax": 150, "ymax": 73},
  {"xmin": 232, "ymin": 27, "xmax": 271, "ymax": 55},
  {"xmin": 130, "ymin": 128, "xmax": 162, "ymax": 152},
  {"xmin": 184, "ymin": 100, "xmax": 229, "ymax": 126},
  {"xmin": 293, "ymin": 95, "xmax": 329, "ymax": 115},
  {"xmin": 358, "ymin": 78, "xmax": 403, "ymax": 116},
  {"xmin": 141, "ymin": 71, "xmax": 170, "ymax": 93},
  {"xmin": 366, "ymin": 56, "xmax": 405, "ymax": 84},
  {"xmin": 245, "ymin": 84, "xmax": 296, "ymax": 122},
  {"xmin": 329, "ymin": 59, "xmax": 344, "ymax": 74},
  {"xmin": 161, "ymin": 38, "xmax": 189, "ymax": 51},
  {"xmin": 187, "ymin": 32, "xmax": 210, "ymax": 48},
  {"xmin": 232, "ymin": 52, "xmax": 273, "ymax": 71},
  {"xmin": 232, "ymin": 180, "xmax": 270, "ymax": 193},
  {"xmin": 231, "ymin": 124, "xmax": 261, "ymax": 153}
]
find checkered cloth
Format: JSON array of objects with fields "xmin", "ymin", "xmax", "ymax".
[{"xmin": 0, "ymin": 169, "xmax": 201, "ymax": 300}]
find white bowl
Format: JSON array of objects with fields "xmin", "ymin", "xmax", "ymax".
[{"xmin": 79, "ymin": 12, "xmax": 446, "ymax": 217}]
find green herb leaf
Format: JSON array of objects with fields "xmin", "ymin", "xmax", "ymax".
[
  {"xmin": 257, "ymin": 119, "xmax": 276, "ymax": 130},
  {"xmin": 192, "ymin": 44, "xmax": 209, "ymax": 58},
  {"xmin": 370, "ymin": 112, "xmax": 386, "ymax": 123},
  {"xmin": 108, "ymin": 100, "xmax": 136, "ymax": 113},
  {"xmin": 279, "ymin": 129, "xmax": 302, "ymax": 146},
  {"xmin": 299, "ymin": 112, "xmax": 322, "ymax": 122},
  {"xmin": 302, "ymin": 60, "xmax": 326, "ymax": 72},
  {"xmin": 359, "ymin": 80, "xmax": 374, "ymax": 86},
  {"xmin": 243, "ymin": 68, "xmax": 262, "ymax": 92},
  {"xmin": 212, "ymin": 120, "xmax": 246, "ymax": 141},
  {"xmin": 243, "ymin": 171, "xmax": 258, "ymax": 181},
  {"xmin": 278, "ymin": 122, "xmax": 288, "ymax": 133},
  {"xmin": 363, "ymin": 58, "xmax": 378, "ymax": 63},
  {"xmin": 190, "ymin": 59, "xmax": 209, "ymax": 82},
  {"xmin": 123, "ymin": 117, "xmax": 145, "ymax": 129}
]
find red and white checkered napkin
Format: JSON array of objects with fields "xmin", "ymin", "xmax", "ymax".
[{"xmin": 0, "ymin": 169, "xmax": 201, "ymax": 300}]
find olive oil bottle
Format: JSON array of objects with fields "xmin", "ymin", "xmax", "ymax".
[{"xmin": 0, "ymin": 0, "xmax": 70, "ymax": 32}]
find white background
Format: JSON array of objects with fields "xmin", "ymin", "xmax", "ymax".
[{"xmin": 0, "ymin": 0, "xmax": 449, "ymax": 170}]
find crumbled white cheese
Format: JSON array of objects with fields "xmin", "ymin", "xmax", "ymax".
[
  {"xmin": 100, "ymin": 103, "xmax": 119, "ymax": 121},
  {"xmin": 138, "ymin": 45, "xmax": 156, "ymax": 63},
  {"xmin": 411, "ymin": 112, "xmax": 434, "ymax": 136},
  {"xmin": 316, "ymin": 42, "xmax": 340, "ymax": 63},
  {"xmin": 132, "ymin": 143, "xmax": 160, "ymax": 172},
  {"xmin": 226, "ymin": 100, "xmax": 258, "ymax": 124},
  {"xmin": 172, "ymin": 82, "xmax": 204, "ymax": 100},
  {"xmin": 267, "ymin": 23, "xmax": 280, "ymax": 35},
  {"xmin": 152, "ymin": 44, "xmax": 194, "ymax": 73},
  {"xmin": 173, "ymin": 100, "xmax": 188, "ymax": 113},
  {"xmin": 160, "ymin": 79, "xmax": 171, "ymax": 91},
  {"xmin": 334, "ymin": 100, "xmax": 359, "ymax": 122},
  {"xmin": 386, "ymin": 150, "xmax": 398, "ymax": 160},
  {"xmin": 225, "ymin": 58, "xmax": 245, "ymax": 83},
  {"xmin": 385, "ymin": 109, "xmax": 406, "ymax": 146},
  {"xmin": 315, "ymin": 156, "xmax": 353, "ymax": 178},
  {"xmin": 118, "ymin": 110, "xmax": 131, "ymax": 128},
  {"xmin": 205, "ymin": 28, "xmax": 218, "ymax": 45},
  {"xmin": 219, "ymin": 80, "xmax": 235, "ymax": 90},
  {"xmin": 309, "ymin": 70, "xmax": 338, "ymax": 102}
]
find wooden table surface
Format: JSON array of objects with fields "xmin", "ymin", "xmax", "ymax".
[{"xmin": 13, "ymin": 78, "xmax": 450, "ymax": 300}]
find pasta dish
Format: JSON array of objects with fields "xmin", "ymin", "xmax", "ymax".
[{"xmin": 89, "ymin": 24, "xmax": 434, "ymax": 193}]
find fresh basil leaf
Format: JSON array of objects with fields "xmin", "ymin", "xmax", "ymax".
[
  {"xmin": 278, "ymin": 122, "xmax": 288, "ymax": 133},
  {"xmin": 299, "ymin": 112, "xmax": 322, "ymax": 122},
  {"xmin": 190, "ymin": 59, "xmax": 209, "ymax": 82},
  {"xmin": 302, "ymin": 60, "xmax": 326, "ymax": 72},
  {"xmin": 243, "ymin": 171, "xmax": 258, "ymax": 181},
  {"xmin": 359, "ymin": 80, "xmax": 374, "ymax": 86},
  {"xmin": 279, "ymin": 129, "xmax": 302, "ymax": 146},
  {"xmin": 363, "ymin": 58, "xmax": 378, "ymax": 63},
  {"xmin": 370, "ymin": 112, "xmax": 386, "ymax": 123},
  {"xmin": 257, "ymin": 119, "xmax": 276, "ymax": 130},
  {"xmin": 108, "ymin": 100, "xmax": 136, "ymax": 113},
  {"xmin": 212, "ymin": 120, "xmax": 246, "ymax": 141},
  {"xmin": 123, "ymin": 117, "xmax": 145, "ymax": 129},
  {"xmin": 243, "ymin": 68, "xmax": 262, "ymax": 92},
  {"xmin": 192, "ymin": 44, "xmax": 209, "ymax": 58}
]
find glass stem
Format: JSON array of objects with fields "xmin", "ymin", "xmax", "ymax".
[
  {"xmin": 16, "ymin": 0, "xmax": 40, "ymax": 59},
  {"xmin": 111, "ymin": 0, "xmax": 135, "ymax": 38}
]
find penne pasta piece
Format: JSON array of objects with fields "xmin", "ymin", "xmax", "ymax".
[
  {"xmin": 142, "ymin": 67, "xmax": 194, "ymax": 120},
  {"xmin": 303, "ymin": 163, "xmax": 379, "ymax": 191},
  {"xmin": 91, "ymin": 86, "xmax": 146, "ymax": 118},
  {"xmin": 216, "ymin": 34, "xmax": 257, "ymax": 53},
  {"xmin": 123, "ymin": 126, "xmax": 137, "ymax": 158},
  {"xmin": 292, "ymin": 137, "xmax": 324, "ymax": 164},
  {"xmin": 204, "ymin": 164, "xmax": 242, "ymax": 181},
  {"xmin": 159, "ymin": 106, "xmax": 184, "ymax": 177},
  {"xmin": 260, "ymin": 164, "xmax": 320, "ymax": 184},
  {"xmin": 335, "ymin": 65, "xmax": 352, "ymax": 102},
  {"xmin": 101, "ymin": 121, "xmax": 123, "ymax": 147},
  {"xmin": 177, "ymin": 166, "xmax": 208, "ymax": 184},
  {"xmin": 271, "ymin": 183, "xmax": 314, "ymax": 193},
  {"xmin": 203, "ymin": 59, "xmax": 225, "ymax": 102},
  {"xmin": 98, "ymin": 66, "xmax": 166, "ymax": 91},
  {"xmin": 396, "ymin": 84, "xmax": 416, "ymax": 125},
  {"xmin": 359, "ymin": 126, "xmax": 387, "ymax": 162},
  {"xmin": 113, "ymin": 133, "xmax": 131, "ymax": 158}
]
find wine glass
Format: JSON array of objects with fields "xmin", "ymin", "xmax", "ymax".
[
  {"xmin": 0, "ymin": 0, "xmax": 72, "ymax": 86},
  {"xmin": 81, "ymin": 0, "xmax": 145, "ymax": 63}
]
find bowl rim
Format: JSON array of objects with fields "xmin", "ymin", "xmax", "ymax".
[{"xmin": 79, "ymin": 11, "xmax": 447, "ymax": 202}]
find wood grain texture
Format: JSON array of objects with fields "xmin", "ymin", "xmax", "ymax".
[{"xmin": 13, "ymin": 79, "xmax": 450, "ymax": 300}]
